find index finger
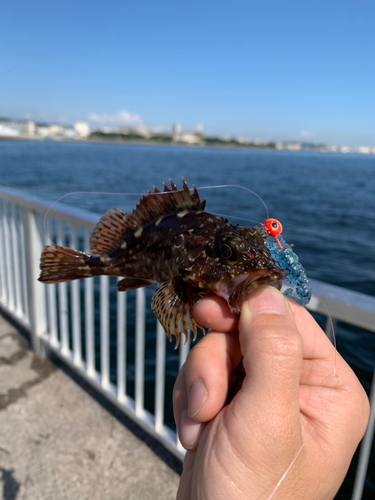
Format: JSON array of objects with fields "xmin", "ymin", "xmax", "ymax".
[{"xmin": 193, "ymin": 295, "xmax": 239, "ymax": 332}]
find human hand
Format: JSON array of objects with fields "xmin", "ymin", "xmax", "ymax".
[{"xmin": 173, "ymin": 286, "xmax": 370, "ymax": 500}]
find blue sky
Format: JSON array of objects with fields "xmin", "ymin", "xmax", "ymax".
[{"xmin": 1, "ymin": 0, "xmax": 374, "ymax": 146}]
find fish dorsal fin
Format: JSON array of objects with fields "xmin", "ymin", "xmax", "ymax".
[
  {"xmin": 90, "ymin": 178, "xmax": 206, "ymax": 255},
  {"xmin": 127, "ymin": 177, "xmax": 206, "ymax": 229}
]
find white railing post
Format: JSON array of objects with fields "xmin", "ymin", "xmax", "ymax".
[
  {"xmin": 24, "ymin": 209, "xmax": 47, "ymax": 356},
  {"xmin": 0, "ymin": 199, "xmax": 7, "ymax": 304},
  {"xmin": 135, "ymin": 288, "xmax": 146, "ymax": 416},
  {"xmin": 351, "ymin": 368, "xmax": 375, "ymax": 500},
  {"xmin": 154, "ymin": 320, "xmax": 166, "ymax": 432}
]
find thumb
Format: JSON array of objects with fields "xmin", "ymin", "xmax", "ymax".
[{"xmin": 237, "ymin": 286, "xmax": 303, "ymax": 421}]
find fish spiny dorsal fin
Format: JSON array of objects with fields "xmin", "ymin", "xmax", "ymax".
[
  {"xmin": 89, "ymin": 179, "xmax": 205, "ymax": 256},
  {"xmin": 182, "ymin": 177, "xmax": 206, "ymax": 210},
  {"xmin": 126, "ymin": 178, "xmax": 206, "ymax": 229},
  {"xmin": 90, "ymin": 208, "xmax": 129, "ymax": 255}
]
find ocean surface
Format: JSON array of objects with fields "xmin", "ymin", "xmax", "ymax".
[{"xmin": 1, "ymin": 140, "xmax": 374, "ymax": 498}]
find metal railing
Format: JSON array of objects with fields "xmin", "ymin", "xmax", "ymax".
[{"xmin": 0, "ymin": 185, "xmax": 374, "ymax": 499}]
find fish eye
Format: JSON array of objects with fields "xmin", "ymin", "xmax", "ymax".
[{"xmin": 216, "ymin": 239, "xmax": 239, "ymax": 262}]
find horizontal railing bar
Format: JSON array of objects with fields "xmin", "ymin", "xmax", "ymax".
[
  {"xmin": 0, "ymin": 186, "xmax": 99, "ymax": 230},
  {"xmin": 279, "ymin": 281, "xmax": 375, "ymax": 333},
  {"xmin": 306, "ymin": 279, "xmax": 375, "ymax": 333},
  {"xmin": 0, "ymin": 304, "xmax": 32, "ymax": 331}
]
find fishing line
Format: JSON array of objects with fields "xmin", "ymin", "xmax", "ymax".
[
  {"xmin": 195, "ymin": 183, "xmax": 269, "ymax": 219},
  {"xmin": 267, "ymin": 298, "xmax": 338, "ymax": 499},
  {"xmin": 319, "ymin": 297, "xmax": 338, "ymax": 375},
  {"xmin": 209, "ymin": 212, "xmax": 263, "ymax": 225},
  {"xmin": 42, "ymin": 182, "xmax": 269, "ymax": 243},
  {"xmin": 43, "ymin": 190, "xmax": 144, "ymax": 243}
]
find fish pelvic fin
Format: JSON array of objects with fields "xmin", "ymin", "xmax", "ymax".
[
  {"xmin": 39, "ymin": 245, "xmax": 100, "ymax": 284},
  {"xmin": 151, "ymin": 278, "xmax": 205, "ymax": 348},
  {"xmin": 117, "ymin": 277, "xmax": 155, "ymax": 291}
]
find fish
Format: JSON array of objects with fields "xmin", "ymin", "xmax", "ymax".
[{"xmin": 38, "ymin": 178, "xmax": 287, "ymax": 346}]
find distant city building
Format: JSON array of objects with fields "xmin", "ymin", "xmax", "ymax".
[
  {"xmin": 195, "ymin": 123, "xmax": 204, "ymax": 135},
  {"xmin": 74, "ymin": 122, "xmax": 90, "ymax": 138},
  {"xmin": 172, "ymin": 123, "xmax": 181, "ymax": 141},
  {"xmin": 276, "ymin": 142, "xmax": 302, "ymax": 151},
  {"xmin": 178, "ymin": 132, "xmax": 203, "ymax": 144},
  {"xmin": 237, "ymin": 136, "xmax": 252, "ymax": 144},
  {"xmin": 0, "ymin": 119, "xmax": 35, "ymax": 137},
  {"xmin": 171, "ymin": 123, "xmax": 203, "ymax": 144},
  {"xmin": 0, "ymin": 123, "xmax": 19, "ymax": 136},
  {"xmin": 64, "ymin": 128, "xmax": 78, "ymax": 138},
  {"xmin": 0, "ymin": 115, "xmax": 374, "ymax": 153},
  {"xmin": 36, "ymin": 124, "xmax": 64, "ymax": 137},
  {"xmin": 357, "ymin": 146, "xmax": 372, "ymax": 154}
]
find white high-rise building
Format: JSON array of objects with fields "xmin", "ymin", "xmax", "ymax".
[
  {"xmin": 74, "ymin": 122, "xmax": 90, "ymax": 138},
  {"xmin": 172, "ymin": 123, "xmax": 181, "ymax": 140}
]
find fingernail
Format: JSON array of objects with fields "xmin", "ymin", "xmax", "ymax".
[
  {"xmin": 179, "ymin": 411, "xmax": 203, "ymax": 450},
  {"xmin": 188, "ymin": 379, "xmax": 207, "ymax": 418},
  {"xmin": 248, "ymin": 287, "xmax": 287, "ymax": 315}
]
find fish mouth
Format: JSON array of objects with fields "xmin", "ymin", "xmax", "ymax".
[{"xmin": 227, "ymin": 267, "xmax": 286, "ymax": 313}]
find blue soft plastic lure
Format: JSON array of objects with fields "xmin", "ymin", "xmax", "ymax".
[{"xmin": 263, "ymin": 219, "xmax": 312, "ymax": 306}]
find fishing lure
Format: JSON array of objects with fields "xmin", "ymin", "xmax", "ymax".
[{"xmin": 263, "ymin": 218, "xmax": 311, "ymax": 305}]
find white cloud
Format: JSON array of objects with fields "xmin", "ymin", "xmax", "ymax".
[{"xmin": 88, "ymin": 110, "xmax": 143, "ymax": 127}]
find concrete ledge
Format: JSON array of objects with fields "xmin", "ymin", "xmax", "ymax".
[{"xmin": 0, "ymin": 314, "xmax": 180, "ymax": 500}]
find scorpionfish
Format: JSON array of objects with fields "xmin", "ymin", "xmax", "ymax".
[{"xmin": 39, "ymin": 179, "xmax": 286, "ymax": 346}]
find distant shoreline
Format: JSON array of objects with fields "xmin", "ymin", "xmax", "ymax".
[
  {"xmin": 0, "ymin": 135, "xmax": 372, "ymax": 155},
  {"xmin": 0, "ymin": 135, "xmax": 277, "ymax": 151}
]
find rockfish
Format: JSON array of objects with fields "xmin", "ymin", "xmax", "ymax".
[{"xmin": 38, "ymin": 179, "xmax": 286, "ymax": 346}]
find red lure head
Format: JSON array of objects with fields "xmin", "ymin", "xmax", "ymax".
[{"xmin": 264, "ymin": 218, "xmax": 283, "ymax": 249}]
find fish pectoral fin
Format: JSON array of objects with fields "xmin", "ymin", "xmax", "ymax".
[
  {"xmin": 117, "ymin": 277, "xmax": 155, "ymax": 291},
  {"xmin": 151, "ymin": 279, "xmax": 204, "ymax": 348}
]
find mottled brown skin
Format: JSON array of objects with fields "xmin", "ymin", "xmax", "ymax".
[
  {"xmin": 39, "ymin": 179, "xmax": 286, "ymax": 344},
  {"xmin": 94, "ymin": 212, "xmax": 281, "ymax": 293}
]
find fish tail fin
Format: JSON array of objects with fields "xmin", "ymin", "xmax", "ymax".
[{"xmin": 39, "ymin": 245, "xmax": 99, "ymax": 284}]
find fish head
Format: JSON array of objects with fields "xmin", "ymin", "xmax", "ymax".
[{"xmin": 176, "ymin": 218, "xmax": 286, "ymax": 313}]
